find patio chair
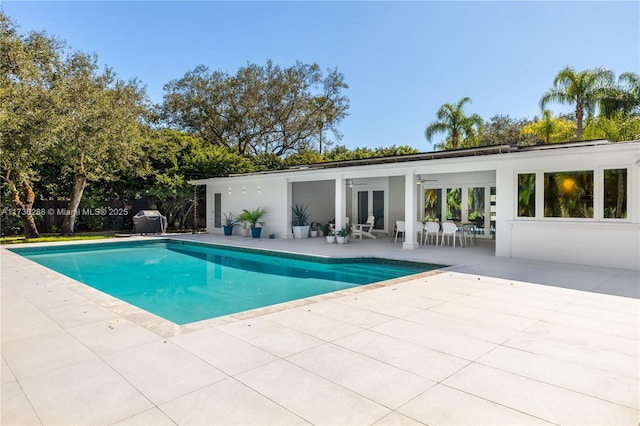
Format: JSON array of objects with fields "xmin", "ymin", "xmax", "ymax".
[
  {"xmin": 416, "ymin": 221, "xmax": 425, "ymax": 245},
  {"xmin": 394, "ymin": 220, "xmax": 405, "ymax": 243},
  {"xmin": 441, "ymin": 221, "xmax": 463, "ymax": 247},
  {"xmin": 352, "ymin": 215, "xmax": 376, "ymax": 239},
  {"xmin": 423, "ymin": 221, "xmax": 440, "ymax": 245}
]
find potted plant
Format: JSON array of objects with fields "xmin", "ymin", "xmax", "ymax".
[
  {"xmin": 238, "ymin": 221, "xmax": 250, "ymax": 237},
  {"xmin": 336, "ymin": 225, "xmax": 349, "ymax": 244},
  {"xmin": 291, "ymin": 204, "xmax": 311, "ymax": 239},
  {"xmin": 238, "ymin": 207, "xmax": 267, "ymax": 239},
  {"xmin": 325, "ymin": 229, "xmax": 336, "ymax": 243},
  {"xmin": 222, "ymin": 212, "xmax": 239, "ymax": 236},
  {"xmin": 310, "ymin": 222, "xmax": 322, "ymax": 237}
]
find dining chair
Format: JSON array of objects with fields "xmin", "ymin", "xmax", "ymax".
[
  {"xmin": 440, "ymin": 221, "xmax": 462, "ymax": 247},
  {"xmin": 416, "ymin": 221, "xmax": 425, "ymax": 245},
  {"xmin": 423, "ymin": 221, "xmax": 440, "ymax": 245}
]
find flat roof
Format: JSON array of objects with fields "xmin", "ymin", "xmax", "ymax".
[{"xmin": 190, "ymin": 139, "xmax": 630, "ymax": 184}]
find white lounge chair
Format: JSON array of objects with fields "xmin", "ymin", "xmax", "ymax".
[{"xmin": 352, "ymin": 215, "xmax": 376, "ymax": 239}]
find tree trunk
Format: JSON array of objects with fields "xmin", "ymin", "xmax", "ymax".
[
  {"xmin": 9, "ymin": 177, "xmax": 40, "ymax": 238},
  {"xmin": 452, "ymin": 129, "xmax": 459, "ymax": 149},
  {"xmin": 575, "ymin": 103, "xmax": 583, "ymax": 141},
  {"xmin": 60, "ymin": 172, "xmax": 87, "ymax": 236}
]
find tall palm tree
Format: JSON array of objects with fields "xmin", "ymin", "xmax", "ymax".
[
  {"xmin": 601, "ymin": 72, "xmax": 640, "ymax": 118},
  {"xmin": 539, "ymin": 66, "xmax": 614, "ymax": 140},
  {"xmin": 425, "ymin": 97, "xmax": 483, "ymax": 150}
]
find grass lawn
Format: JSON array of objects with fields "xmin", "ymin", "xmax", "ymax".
[{"xmin": 0, "ymin": 232, "xmax": 119, "ymax": 245}]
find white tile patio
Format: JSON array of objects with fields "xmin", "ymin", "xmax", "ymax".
[{"xmin": 1, "ymin": 234, "xmax": 638, "ymax": 425}]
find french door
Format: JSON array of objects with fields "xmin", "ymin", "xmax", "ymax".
[
  {"xmin": 423, "ymin": 185, "xmax": 495, "ymax": 238},
  {"xmin": 356, "ymin": 190, "xmax": 385, "ymax": 230}
]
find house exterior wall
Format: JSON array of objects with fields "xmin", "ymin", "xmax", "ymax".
[
  {"xmin": 493, "ymin": 144, "xmax": 639, "ymax": 270},
  {"xmin": 389, "ymin": 176, "xmax": 405, "ymax": 230},
  {"xmin": 198, "ymin": 141, "xmax": 640, "ymax": 270},
  {"xmin": 206, "ymin": 175, "xmax": 290, "ymax": 238}
]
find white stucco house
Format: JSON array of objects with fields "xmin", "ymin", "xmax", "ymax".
[{"xmin": 191, "ymin": 140, "xmax": 640, "ymax": 270}]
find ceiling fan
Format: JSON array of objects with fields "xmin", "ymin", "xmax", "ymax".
[
  {"xmin": 416, "ymin": 175, "xmax": 438, "ymax": 184},
  {"xmin": 346, "ymin": 179, "xmax": 368, "ymax": 187}
]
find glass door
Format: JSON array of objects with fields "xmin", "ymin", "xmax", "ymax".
[
  {"xmin": 446, "ymin": 188, "xmax": 462, "ymax": 221},
  {"xmin": 357, "ymin": 190, "xmax": 385, "ymax": 230},
  {"xmin": 423, "ymin": 188, "xmax": 442, "ymax": 221},
  {"xmin": 423, "ymin": 185, "xmax": 493, "ymax": 239}
]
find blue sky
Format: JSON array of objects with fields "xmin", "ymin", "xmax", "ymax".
[{"xmin": 3, "ymin": 1, "xmax": 639, "ymax": 151}]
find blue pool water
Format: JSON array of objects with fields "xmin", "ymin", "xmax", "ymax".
[{"xmin": 12, "ymin": 240, "xmax": 439, "ymax": 324}]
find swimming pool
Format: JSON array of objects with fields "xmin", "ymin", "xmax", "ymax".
[{"xmin": 11, "ymin": 240, "xmax": 441, "ymax": 324}]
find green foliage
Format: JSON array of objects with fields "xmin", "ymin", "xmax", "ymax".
[
  {"xmin": 162, "ymin": 60, "xmax": 349, "ymax": 156},
  {"xmin": 583, "ymin": 115, "xmax": 640, "ymax": 142},
  {"xmin": 145, "ymin": 173, "xmax": 196, "ymax": 228},
  {"xmin": 238, "ymin": 207, "xmax": 267, "ymax": 228},
  {"xmin": 291, "ymin": 204, "xmax": 310, "ymax": 226},
  {"xmin": 283, "ymin": 150, "xmax": 325, "ymax": 167},
  {"xmin": 517, "ymin": 173, "xmax": 536, "ymax": 217},
  {"xmin": 0, "ymin": 233, "xmax": 115, "ymax": 244},
  {"xmin": 252, "ymin": 153, "xmax": 285, "ymax": 171},
  {"xmin": 540, "ymin": 66, "xmax": 615, "ymax": 140},
  {"xmin": 222, "ymin": 212, "xmax": 240, "ymax": 227},
  {"xmin": 77, "ymin": 193, "xmax": 106, "ymax": 231},
  {"xmin": 322, "ymin": 145, "xmax": 419, "ymax": 161},
  {"xmin": 478, "ymin": 115, "xmax": 539, "ymax": 146},
  {"xmin": 425, "ymin": 97, "xmax": 484, "ymax": 150},
  {"xmin": 520, "ymin": 110, "xmax": 576, "ymax": 144},
  {"xmin": 336, "ymin": 224, "xmax": 350, "ymax": 237},
  {"xmin": 598, "ymin": 72, "xmax": 640, "ymax": 118}
]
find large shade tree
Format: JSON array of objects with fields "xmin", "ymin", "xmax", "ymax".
[
  {"xmin": 52, "ymin": 53, "xmax": 149, "ymax": 235},
  {"xmin": 0, "ymin": 13, "xmax": 60, "ymax": 237},
  {"xmin": 424, "ymin": 97, "xmax": 483, "ymax": 150},
  {"xmin": 478, "ymin": 115, "xmax": 539, "ymax": 147},
  {"xmin": 539, "ymin": 66, "xmax": 614, "ymax": 141},
  {"xmin": 162, "ymin": 60, "xmax": 349, "ymax": 157}
]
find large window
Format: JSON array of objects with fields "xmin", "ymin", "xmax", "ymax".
[
  {"xmin": 544, "ymin": 171, "xmax": 593, "ymax": 218},
  {"xmin": 517, "ymin": 173, "xmax": 536, "ymax": 217},
  {"xmin": 603, "ymin": 168, "xmax": 627, "ymax": 219},
  {"xmin": 468, "ymin": 187, "xmax": 485, "ymax": 220},
  {"xmin": 423, "ymin": 188, "xmax": 442, "ymax": 221},
  {"xmin": 446, "ymin": 188, "xmax": 462, "ymax": 220}
]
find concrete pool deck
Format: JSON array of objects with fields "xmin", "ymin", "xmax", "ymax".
[{"xmin": 1, "ymin": 234, "xmax": 638, "ymax": 425}]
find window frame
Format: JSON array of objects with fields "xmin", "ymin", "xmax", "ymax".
[{"xmin": 514, "ymin": 166, "xmax": 630, "ymax": 222}]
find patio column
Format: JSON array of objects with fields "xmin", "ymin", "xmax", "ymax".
[
  {"xmin": 334, "ymin": 177, "xmax": 346, "ymax": 231},
  {"xmin": 403, "ymin": 172, "xmax": 418, "ymax": 249}
]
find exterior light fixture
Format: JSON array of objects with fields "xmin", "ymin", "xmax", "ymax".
[
  {"xmin": 416, "ymin": 175, "xmax": 423, "ymax": 185},
  {"xmin": 347, "ymin": 179, "xmax": 354, "ymax": 188},
  {"xmin": 257, "ymin": 186, "xmax": 261, "ymax": 193},
  {"xmin": 242, "ymin": 186, "xmax": 246, "ymax": 194},
  {"xmin": 228, "ymin": 187, "xmax": 232, "ymax": 194}
]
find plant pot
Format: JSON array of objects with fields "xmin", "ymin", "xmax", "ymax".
[
  {"xmin": 223, "ymin": 225, "xmax": 234, "ymax": 236},
  {"xmin": 251, "ymin": 227, "xmax": 262, "ymax": 239},
  {"xmin": 336, "ymin": 236, "xmax": 346, "ymax": 244},
  {"xmin": 326, "ymin": 235, "xmax": 336, "ymax": 244},
  {"xmin": 238, "ymin": 227, "xmax": 250, "ymax": 237},
  {"xmin": 292, "ymin": 225, "xmax": 310, "ymax": 239},
  {"xmin": 310, "ymin": 230, "xmax": 318, "ymax": 238}
]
